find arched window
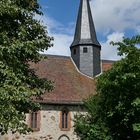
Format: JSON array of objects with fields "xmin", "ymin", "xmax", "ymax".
[
  {"xmin": 58, "ymin": 134, "xmax": 70, "ymax": 140},
  {"xmin": 60, "ymin": 109, "xmax": 71, "ymax": 131}
]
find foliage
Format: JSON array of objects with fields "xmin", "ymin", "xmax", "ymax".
[
  {"xmin": 0, "ymin": 0, "xmax": 53, "ymax": 134},
  {"xmin": 75, "ymin": 35, "xmax": 140, "ymax": 140}
]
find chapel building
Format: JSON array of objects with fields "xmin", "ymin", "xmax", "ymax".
[{"xmin": 1, "ymin": 0, "xmax": 113, "ymax": 140}]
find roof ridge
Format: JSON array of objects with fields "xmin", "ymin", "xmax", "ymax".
[
  {"xmin": 101, "ymin": 59, "xmax": 116, "ymax": 63},
  {"xmin": 41, "ymin": 54, "xmax": 70, "ymax": 59},
  {"xmin": 41, "ymin": 54, "xmax": 117, "ymax": 62}
]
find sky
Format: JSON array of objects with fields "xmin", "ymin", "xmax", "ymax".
[{"xmin": 38, "ymin": 0, "xmax": 140, "ymax": 60}]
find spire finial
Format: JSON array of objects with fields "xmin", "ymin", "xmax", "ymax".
[
  {"xmin": 70, "ymin": 0, "xmax": 101, "ymax": 77},
  {"xmin": 70, "ymin": 0, "xmax": 100, "ymax": 48}
]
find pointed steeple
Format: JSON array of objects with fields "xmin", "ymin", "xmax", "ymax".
[
  {"xmin": 71, "ymin": 0, "xmax": 100, "ymax": 48},
  {"xmin": 70, "ymin": 0, "xmax": 101, "ymax": 77}
]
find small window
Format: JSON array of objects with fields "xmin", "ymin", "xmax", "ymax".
[
  {"xmin": 83, "ymin": 47, "xmax": 88, "ymax": 53},
  {"xmin": 73, "ymin": 48, "xmax": 76, "ymax": 55},
  {"xmin": 31, "ymin": 112, "xmax": 38, "ymax": 129},
  {"xmin": 60, "ymin": 110, "xmax": 71, "ymax": 131},
  {"xmin": 62, "ymin": 111, "xmax": 68, "ymax": 129},
  {"xmin": 29, "ymin": 111, "xmax": 40, "ymax": 131}
]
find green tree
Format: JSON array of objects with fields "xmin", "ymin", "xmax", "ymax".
[
  {"xmin": 75, "ymin": 36, "xmax": 140, "ymax": 140},
  {"xmin": 0, "ymin": 0, "xmax": 53, "ymax": 134}
]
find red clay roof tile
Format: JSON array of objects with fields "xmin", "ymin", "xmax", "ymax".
[{"xmin": 30, "ymin": 55, "xmax": 114, "ymax": 104}]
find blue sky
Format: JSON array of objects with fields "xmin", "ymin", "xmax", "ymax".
[
  {"xmin": 38, "ymin": 0, "xmax": 140, "ymax": 60},
  {"xmin": 39, "ymin": 0, "xmax": 79, "ymax": 26}
]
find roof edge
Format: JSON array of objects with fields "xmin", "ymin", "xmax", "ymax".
[
  {"xmin": 70, "ymin": 41, "xmax": 101, "ymax": 49},
  {"xmin": 40, "ymin": 54, "xmax": 117, "ymax": 62},
  {"xmin": 41, "ymin": 54, "xmax": 70, "ymax": 59},
  {"xmin": 35, "ymin": 100, "xmax": 84, "ymax": 105},
  {"xmin": 70, "ymin": 57, "xmax": 94, "ymax": 79}
]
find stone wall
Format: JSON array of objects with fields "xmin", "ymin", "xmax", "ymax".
[{"xmin": 1, "ymin": 104, "xmax": 85, "ymax": 140}]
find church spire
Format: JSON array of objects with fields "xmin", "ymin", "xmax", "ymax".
[
  {"xmin": 70, "ymin": 0, "xmax": 101, "ymax": 77},
  {"xmin": 71, "ymin": 0, "xmax": 100, "ymax": 47}
]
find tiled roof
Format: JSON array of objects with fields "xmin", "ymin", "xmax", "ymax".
[
  {"xmin": 30, "ymin": 55, "xmax": 114, "ymax": 105},
  {"xmin": 102, "ymin": 60, "xmax": 114, "ymax": 72}
]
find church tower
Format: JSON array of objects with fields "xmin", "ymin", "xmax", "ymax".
[{"xmin": 70, "ymin": 0, "xmax": 101, "ymax": 77}]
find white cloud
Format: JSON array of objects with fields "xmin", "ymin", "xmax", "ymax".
[
  {"xmin": 46, "ymin": 31, "xmax": 124, "ymax": 60},
  {"xmin": 90, "ymin": 0, "xmax": 140, "ymax": 34},
  {"xmin": 101, "ymin": 32, "xmax": 124, "ymax": 60},
  {"xmin": 37, "ymin": 0, "xmax": 139, "ymax": 60},
  {"xmin": 35, "ymin": 14, "xmax": 74, "ymax": 35},
  {"xmin": 45, "ymin": 33, "xmax": 72, "ymax": 56},
  {"xmin": 38, "ymin": 15, "xmax": 73, "ymax": 56},
  {"xmin": 35, "ymin": 14, "xmax": 73, "ymax": 56},
  {"xmin": 38, "ymin": 14, "xmax": 124, "ymax": 60}
]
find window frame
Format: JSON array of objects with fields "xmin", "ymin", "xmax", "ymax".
[
  {"xmin": 29, "ymin": 111, "xmax": 41, "ymax": 131},
  {"xmin": 83, "ymin": 47, "xmax": 88, "ymax": 53},
  {"xmin": 59, "ymin": 109, "xmax": 71, "ymax": 131}
]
